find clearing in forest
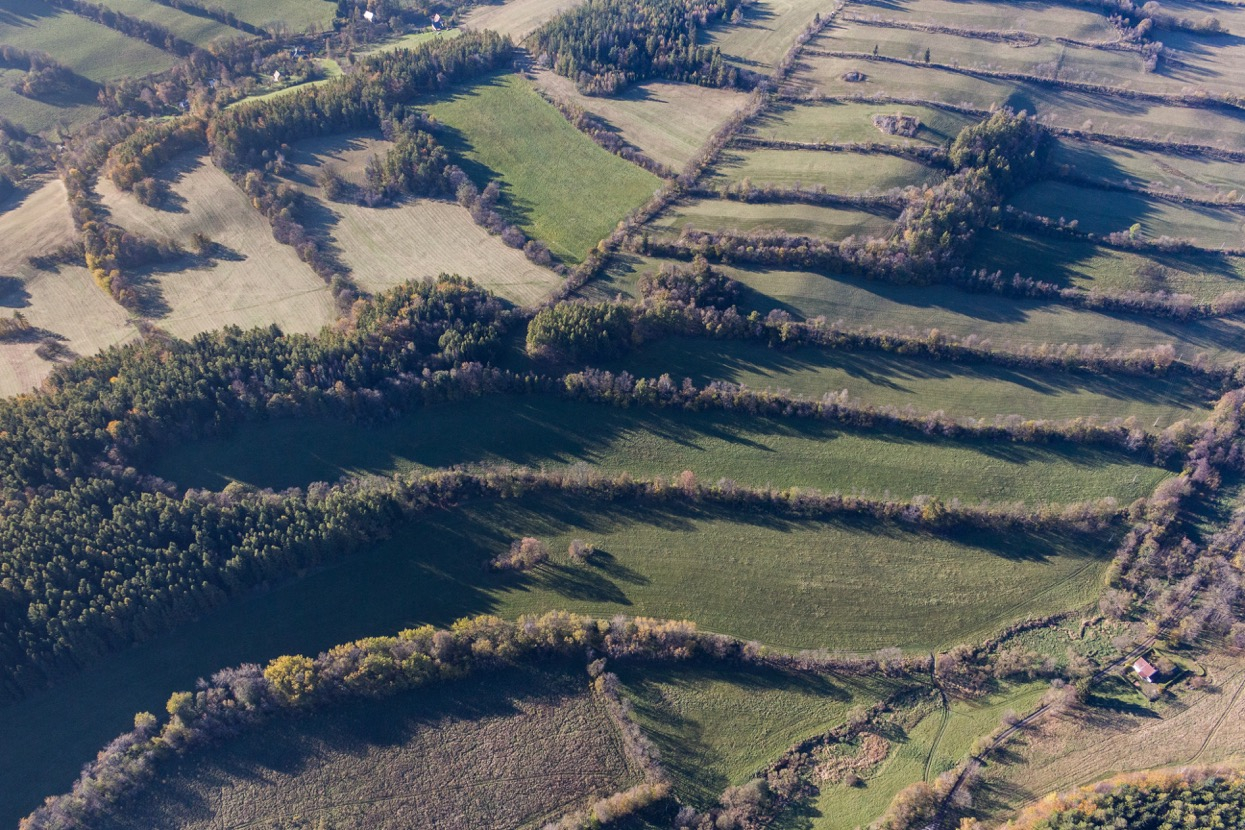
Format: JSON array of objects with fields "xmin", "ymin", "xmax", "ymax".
[
  {"xmin": 425, "ymin": 74, "xmax": 662, "ymax": 262},
  {"xmin": 86, "ymin": 665, "xmax": 638, "ymax": 830},
  {"xmin": 98, "ymin": 154, "xmax": 338, "ymax": 339}
]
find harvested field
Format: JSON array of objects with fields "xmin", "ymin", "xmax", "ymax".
[
  {"xmin": 425, "ymin": 74, "xmax": 662, "ymax": 262},
  {"xmin": 98, "ymin": 154, "xmax": 337, "ymax": 338},
  {"xmin": 649, "ymin": 197, "xmax": 897, "ymax": 239},
  {"xmin": 151, "ymin": 394, "xmax": 1171, "ymax": 503},
  {"xmin": 790, "ymin": 55, "xmax": 1245, "ymax": 151},
  {"xmin": 601, "ymin": 336, "xmax": 1214, "ymax": 428},
  {"xmin": 533, "ymin": 68, "xmax": 751, "ymax": 171},
  {"xmin": 92, "ymin": 0, "xmax": 245, "ymax": 44},
  {"xmin": 849, "ymin": 0, "xmax": 1117, "ymax": 41},
  {"xmin": 617, "ymin": 661, "xmax": 900, "ymax": 807},
  {"xmin": 707, "ymin": 147, "xmax": 944, "ymax": 192},
  {"xmin": 87, "ymin": 665, "xmax": 637, "ymax": 830},
  {"xmin": 1010, "ymin": 181, "xmax": 1245, "ymax": 250},
  {"xmin": 593, "ymin": 257, "xmax": 1245, "ymax": 364},
  {"xmin": 283, "ymin": 132, "xmax": 563, "ymax": 305},
  {"xmin": 747, "ymin": 99, "xmax": 975, "ymax": 146},
  {"xmin": 463, "ymin": 0, "xmax": 586, "ymax": 40},
  {"xmin": 0, "ymin": 180, "xmax": 135, "ymax": 396},
  {"xmin": 972, "ymin": 230, "xmax": 1245, "ymax": 300},
  {"xmin": 1053, "ymin": 138, "xmax": 1245, "ymax": 204},
  {"xmin": 0, "ymin": 0, "xmax": 174, "ymax": 82},
  {"xmin": 701, "ymin": 0, "xmax": 838, "ymax": 71},
  {"xmin": 972, "ymin": 653, "xmax": 1245, "ymax": 823}
]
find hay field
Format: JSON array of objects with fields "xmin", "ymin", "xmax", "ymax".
[
  {"xmin": 1010, "ymin": 181, "xmax": 1245, "ymax": 250},
  {"xmin": 650, "ymin": 198, "xmax": 897, "ymax": 239},
  {"xmin": 195, "ymin": 0, "xmax": 336, "ymax": 32},
  {"xmin": 425, "ymin": 74, "xmax": 662, "ymax": 262},
  {"xmin": 98, "ymin": 154, "xmax": 338, "ymax": 338},
  {"xmin": 1053, "ymin": 139, "xmax": 1245, "ymax": 203},
  {"xmin": 595, "ymin": 257, "xmax": 1245, "ymax": 364},
  {"xmin": 707, "ymin": 147, "xmax": 944, "ymax": 192},
  {"xmin": 747, "ymin": 99, "xmax": 975, "ymax": 146},
  {"xmin": 603, "ymin": 336, "xmax": 1214, "ymax": 428},
  {"xmin": 701, "ymin": 0, "xmax": 838, "ymax": 71},
  {"xmin": 972, "ymin": 230, "xmax": 1245, "ymax": 300},
  {"xmin": 617, "ymin": 662, "xmax": 900, "ymax": 807},
  {"xmin": 849, "ymin": 0, "xmax": 1117, "ymax": 41},
  {"xmin": 973, "ymin": 654, "xmax": 1245, "ymax": 823},
  {"xmin": 284, "ymin": 132, "xmax": 563, "ymax": 305},
  {"xmin": 89, "ymin": 665, "xmax": 638, "ymax": 830},
  {"xmin": 533, "ymin": 68, "xmax": 751, "ymax": 170},
  {"xmin": 791, "ymin": 56, "xmax": 1245, "ymax": 151},
  {"xmin": 0, "ymin": 180, "xmax": 135, "ymax": 396},
  {"xmin": 463, "ymin": 0, "xmax": 586, "ymax": 40},
  {"xmin": 0, "ymin": 0, "xmax": 174, "ymax": 82},
  {"xmin": 92, "ymin": 0, "xmax": 245, "ymax": 44},
  {"xmin": 152, "ymin": 394, "xmax": 1171, "ymax": 503}
]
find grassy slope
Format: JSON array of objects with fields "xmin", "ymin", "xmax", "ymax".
[
  {"xmin": 151, "ymin": 394, "xmax": 1170, "ymax": 503},
  {"xmin": 702, "ymin": 0, "xmax": 830, "ymax": 71},
  {"xmin": 849, "ymin": 0, "xmax": 1116, "ymax": 40},
  {"xmin": 749, "ymin": 100, "xmax": 974, "ymax": 147},
  {"xmin": 533, "ymin": 68, "xmax": 751, "ymax": 171},
  {"xmin": 592, "ymin": 256, "xmax": 1245, "ymax": 364},
  {"xmin": 463, "ymin": 0, "xmax": 588, "ymax": 40},
  {"xmin": 1053, "ymin": 138, "xmax": 1245, "ymax": 203},
  {"xmin": 425, "ymin": 74, "xmax": 661, "ymax": 262},
  {"xmin": 706, "ymin": 147, "xmax": 944, "ymax": 192},
  {"xmin": 0, "ymin": 68, "xmax": 103, "ymax": 136},
  {"xmin": 972, "ymin": 230, "xmax": 1245, "ymax": 301},
  {"xmin": 98, "ymin": 154, "xmax": 338, "ymax": 338},
  {"xmin": 0, "ymin": 0, "xmax": 174, "ymax": 82},
  {"xmin": 616, "ymin": 661, "xmax": 903, "ymax": 807},
  {"xmin": 649, "ymin": 198, "xmax": 897, "ymax": 239},
  {"xmin": 200, "ymin": 0, "xmax": 337, "ymax": 31},
  {"xmin": 90, "ymin": 0, "xmax": 244, "ymax": 44},
  {"xmin": 1009, "ymin": 181, "xmax": 1245, "ymax": 250},
  {"xmin": 89, "ymin": 665, "xmax": 636, "ymax": 830},
  {"xmin": 598, "ymin": 336, "xmax": 1213, "ymax": 428}
]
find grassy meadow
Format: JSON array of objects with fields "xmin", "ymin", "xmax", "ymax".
[
  {"xmin": 748, "ymin": 99, "xmax": 974, "ymax": 147},
  {"xmin": 649, "ymin": 198, "xmax": 897, "ymax": 239},
  {"xmin": 701, "ymin": 0, "xmax": 837, "ymax": 71},
  {"xmin": 87, "ymin": 664, "xmax": 637, "ymax": 830},
  {"xmin": 706, "ymin": 147, "xmax": 944, "ymax": 192},
  {"xmin": 92, "ymin": 0, "xmax": 247, "ymax": 44},
  {"xmin": 196, "ymin": 0, "xmax": 337, "ymax": 32},
  {"xmin": 1052, "ymin": 139, "xmax": 1245, "ymax": 204},
  {"xmin": 0, "ymin": 0, "xmax": 174, "ymax": 82},
  {"xmin": 152, "ymin": 393, "xmax": 1171, "ymax": 503},
  {"xmin": 463, "ymin": 0, "xmax": 587, "ymax": 40},
  {"xmin": 848, "ymin": 0, "xmax": 1117, "ymax": 41},
  {"xmin": 425, "ymin": 74, "xmax": 662, "ymax": 262},
  {"xmin": 971, "ymin": 230, "xmax": 1245, "ymax": 300}
]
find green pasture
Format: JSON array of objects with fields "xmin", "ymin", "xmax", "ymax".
[
  {"xmin": 747, "ymin": 100, "xmax": 974, "ymax": 147},
  {"xmin": 972, "ymin": 230, "xmax": 1245, "ymax": 301},
  {"xmin": 425, "ymin": 74, "xmax": 661, "ymax": 261},
  {"xmin": 700, "ymin": 0, "xmax": 832, "ymax": 71},
  {"xmin": 591, "ymin": 256, "xmax": 1245, "ymax": 364},
  {"xmin": 849, "ymin": 0, "xmax": 1117, "ymax": 41},
  {"xmin": 0, "ymin": 0, "xmax": 174, "ymax": 82},
  {"xmin": 802, "ymin": 682, "xmax": 1048, "ymax": 829},
  {"xmin": 1053, "ymin": 139, "xmax": 1245, "ymax": 204},
  {"xmin": 707, "ymin": 147, "xmax": 944, "ymax": 193},
  {"xmin": 0, "ymin": 69, "xmax": 103, "ymax": 135},
  {"xmin": 792, "ymin": 55, "xmax": 1245, "ymax": 152},
  {"xmin": 194, "ymin": 0, "xmax": 337, "ymax": 32},
  {"xmin": 616, "ymin": 661, "xmax": 905, "ymax": 807},
  {"xmin": 360, "ymin": 27, "xmax": 462, "ymax": 54},
  {"xmin": 92, "ymin": 0, "xmax": 245, "ymax": 44},
  {"xmin": 599, "ymin": 336, "xmax": 1213, "ymax": 428},
  {"xmin": 152, "ymin": 393, "xmax": 1170, "ymax": 503},
  {"xmin": 649, "ymin": 198, "xmax": 897, "ymax": 240},
  {"xmin": 1010, "ymin": 181, "xmax": 1245, "ymax": 250}
]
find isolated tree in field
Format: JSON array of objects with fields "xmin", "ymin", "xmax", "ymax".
[
  {"xmin": 924, "ymin": 48, "xmax": 931, "ymax": 63},
  {"xmin": 493, "ymin": 537, "xmax": 550, "ymax": 570},
  {"xmin": 568, "ymin": 539, "xmax": 595, "ymax": 563}
]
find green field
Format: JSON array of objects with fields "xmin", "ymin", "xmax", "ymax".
[
  {"xmin": 591, "ymin": 256, "xmax": 1245, "ymax": 364},
  {"xmin": 616, "ymin": 661, "xmax": 902, "ymax": 807},
  {"xmin": 197, "ymin": 0, "xmax": 337, "ymax": 32},
  {"xmin": 972, "ymin": 230, "xmax": 1245, "ymax": 301},
  {"xmin": 707, "ymin": 147, "xmax": 944, "ymax": 193},
  {"xmin": 360, "ymin": 27, "xmax": 462, "ymax": 54},
  {"xmin": 0, "ymin": 0, "xmax": 175, "ymax": 83},
  {"xmin": 1010, "ymin": 182, "xmax": 1245, "ymax": 250},
  {"xmin": 700, "ymin": 0, "xmax": 832, "ymax": 71},
  {"xmin": 151, "ymin": 394, "xmax": 1171, "ymax": 503},
  {"xmin": 0, "ymin": 69, "xmax": 103, "ymax": 135},
  {"xmin": 88, "ymin": 664, "xmax": 637, "ymax": 830},
  {"xmin": 92, "ymin": 0, "xmax": 246, "ymax": 44},
  {"xmin": 425, "ymin": 74, "xmax": 662, "ymax": 261},
  {"xmin": 599, "ymin": 336, "xmax": 1214, "ymax": 428},
  {"xmin": 649, "ymin": 198, "xmax": 897, "ymax": 239},
  {"xmin": 749, "ymin": 100, "xmax": 975, "ymax": 147},
  {"xmin": 849, "ymin": 0, "xmax": 1117, "ymax": 41},
  {"xmin": 1053, "ymin": 139, "xmax": 1245, "ymax": 204}
]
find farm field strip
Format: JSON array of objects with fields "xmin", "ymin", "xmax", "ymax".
[
  {"xmin": 700, "ymin": 0, "xmax": 838, "ymax": 71},
  {"xmin": 706, "ymin": 146, "xmax": 945, "ymax": 192},
  {"xmin": 188, "ymin": 0, "xmax": 337, "ymax": 32},
  {"xmin": 745, "ymin": 99, "xmax": 976, "ymax": 146},
  {"xmin": 846, "ymin": 0, "xmax": 1119, "ymax": 41},
  {"xmin": 649, "ymin": 197, "xmax": 897, "ymax": 239},
  {"xmin": 90, "ymin": 0, "xmax": 247, "ymax": 44},
  {"xmin": 1009, "ymin": 180, "xmax": 1245, "ymax": 250},
  {"xmin": 462, "ymin": 0, "xmax": 588, "ymax": 40},
  {"xmin": 1052, "ymin": 137, "xmax": 1245, "ymax": 203}
]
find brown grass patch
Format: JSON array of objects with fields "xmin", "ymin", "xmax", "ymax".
[{"xmin": 463, "ymin": 0, "xmax": 588, "ymax": 40}]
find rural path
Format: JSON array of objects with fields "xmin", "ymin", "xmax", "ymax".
[{"xmin": 1187, "ymin": 666, "xmax": 1245, "ymax": 764}]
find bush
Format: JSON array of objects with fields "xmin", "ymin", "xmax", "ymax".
[{"xmin": 493, "ymin": 537, "xmax": 550, "ymax": 571}]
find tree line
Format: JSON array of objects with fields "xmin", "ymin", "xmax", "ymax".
[{"xmin": 0, "ymin": 45, "xmax": 99, "ymax": 101}]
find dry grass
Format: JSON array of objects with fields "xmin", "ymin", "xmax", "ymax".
[
  {"xmin": 701, "ymin": 0, "xmax": 832, "ymax": 72},
  {"xmin": 283, "ymin": 132, "xmax": 564, "ymax": 306},
  {"xmin": 463, "ymin": 0, "xmax": 587, "ymax": 40},
  {"xmin": 973, "ymin": 653, "xmax": 1245, "ymax": 824},
  {"xmin": 849, "ymin": 0, "xmax": 1117, "ymax": 41},
  {"xmin": 0, "ymin": 180, "xmax": 135, "ymax": 396},
  {"xmin": 533, "ymin": 68, "xmax": 751, "ymax": 170},
  {"xmin": 98, "ymin": 154, "xmax": 338, "ymax": 339},
  {"xmin": 89, "ymin": 665, "xmax": 637, "ymax": 830}
]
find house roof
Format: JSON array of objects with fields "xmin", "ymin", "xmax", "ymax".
[{"xmin": 1132, "ymin": 658, "xmax": 1159, "ymax": 681}]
